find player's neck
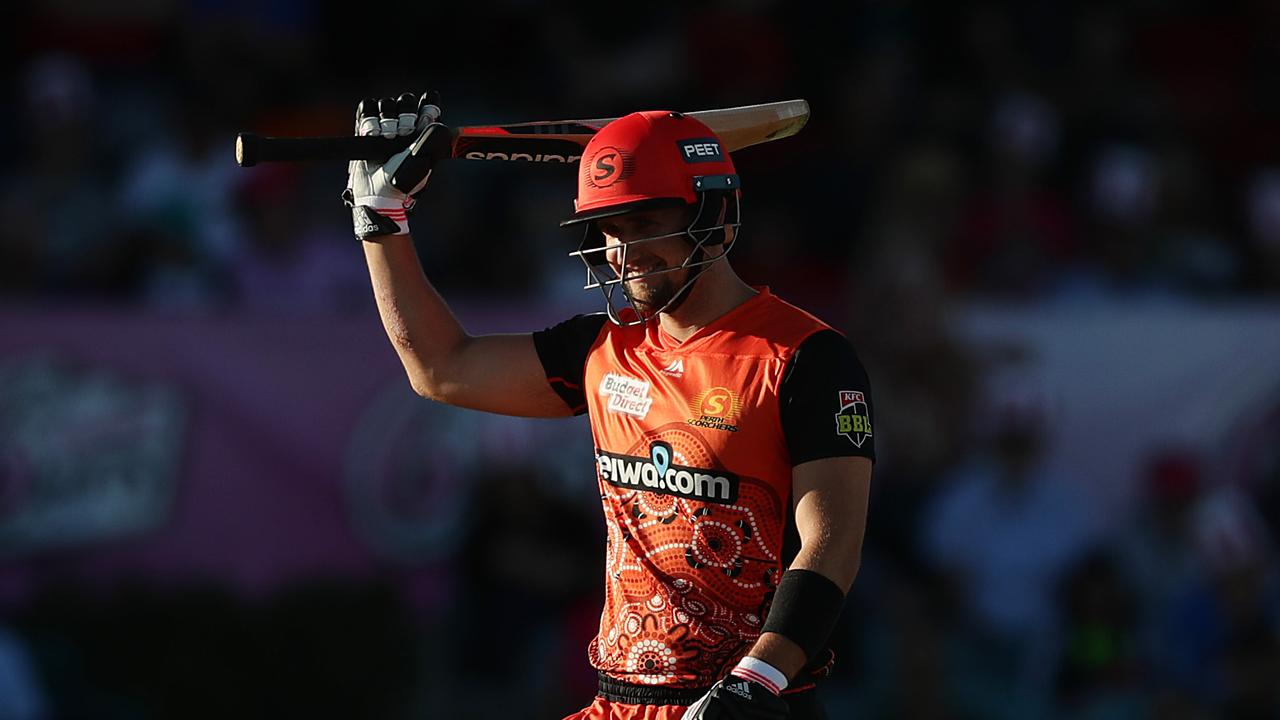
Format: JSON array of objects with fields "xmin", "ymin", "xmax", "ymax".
[{"xmin": 658, "ymin": 265, "xmax": 757, "ymax": 343}]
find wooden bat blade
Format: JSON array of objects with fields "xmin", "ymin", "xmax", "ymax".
[
  {"xmin": 452, "ymin": 99, "xmax": 810, "ymax": 162},
  {"xmin": 689, "ymin": 98, "xmax": 810, "ymax": 151}
]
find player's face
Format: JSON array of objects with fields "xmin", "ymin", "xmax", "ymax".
[{"xmin": 599, "ymin": 206, "xmax": 695, "ymax": 315}]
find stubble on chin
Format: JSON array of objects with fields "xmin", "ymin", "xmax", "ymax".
[{"xmin": 626, "ymin": 276, "xmax": 677, "ymax": 315}]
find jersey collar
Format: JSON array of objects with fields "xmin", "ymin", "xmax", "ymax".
[{"xmin": 648, "ymin": 286, "xmax": 772, "ymax": 352}]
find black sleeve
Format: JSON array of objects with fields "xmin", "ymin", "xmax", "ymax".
[
  {"xmin": 532, "ymin": 313, "xmax": 608, "ymax": 415},
  {"xmin": 780, "ymin": 329, "xmax": 876, "ymax": 466}
]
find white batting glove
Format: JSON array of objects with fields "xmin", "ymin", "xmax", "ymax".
[{"xmin": 342, "ymin": 91, "xmax": 447, "ymax": 240}]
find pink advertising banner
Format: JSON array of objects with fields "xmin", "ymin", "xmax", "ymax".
[{"xmin": 0, "ymin": 303, "xmax": 593, "ymax": 610}]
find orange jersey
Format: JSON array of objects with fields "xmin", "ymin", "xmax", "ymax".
[{"xmin": 577, "ymin": 288, "xmax": 831, "ymax": 687}]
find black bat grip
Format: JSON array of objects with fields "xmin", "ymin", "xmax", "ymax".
[{"xmin": 234, "ymin": 132, "xmax": 416, "ymax": 167}]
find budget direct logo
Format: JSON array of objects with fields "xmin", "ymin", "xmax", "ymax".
[
  {"xmin": 596, "ymin": 441, "xmax": 739, "ymax": 504},
  {"xmin": 686, "ymin": 386, "xmax": 742, "ymax": 432},
  {"xmin": 600, "ymin": 373, "xmax": 654, "ymax": 419},
  {"xmin": 835, "ymin": 390, "xmax": 872, "ymax": 447}
]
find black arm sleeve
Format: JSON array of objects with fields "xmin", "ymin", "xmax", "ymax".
[
  {"xmin": 780, "ymin": 329, "xmax": 876, "ymax": 466},
  {"xmin": 531, "ymin": 313, "xmax": 608, "ymax": 416}
]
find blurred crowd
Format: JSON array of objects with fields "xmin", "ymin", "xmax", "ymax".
[
  {"xmin": 6, "ymin": 0, "xmax": 1280, "ymax": 312},
  {"xmin": 3, "ymin": 0, "xmax": 1280, "ymax": 718}
]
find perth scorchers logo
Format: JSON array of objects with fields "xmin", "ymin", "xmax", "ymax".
[
  {"xmin": 687, "ymin": 387, "xmax": 743, "ymax": 432},
  {"xmin": 585, "ymin": 145, "xmax": 635, "ymax": 188}
]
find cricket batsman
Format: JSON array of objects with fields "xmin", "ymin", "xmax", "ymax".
[{"xmin": 344, "ymin": 92, "xmax": 875, "ymax": 719}]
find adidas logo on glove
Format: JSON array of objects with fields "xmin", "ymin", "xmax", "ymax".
[{"xmin": 725, "ymin": 681, "xmax": 753, "ymax": 699}]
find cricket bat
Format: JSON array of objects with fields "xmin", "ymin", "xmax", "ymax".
[{"xmin": 234, "ymin": 99, "xmax": 809, "ymax": 167}]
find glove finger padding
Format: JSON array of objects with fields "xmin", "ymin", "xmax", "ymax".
[
  {"xmin": 379, "ymin": 96, "xmax": 403, "ymax": 138},
  {"xmin": 395, "ymin": 92, "xmax": 419, "ymax": 136},
  {"xmin": 419, "ymin": 90, "xmax": 442, "ymax": 126},
  {"xmin": 356, "ymin": 98, "xmax": 381, "ymax": 136},
  {"xmin": 347, "ymin": 97, "xmax": 379, "ymax": 183}
]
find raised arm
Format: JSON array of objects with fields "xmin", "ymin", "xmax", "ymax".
[
  {"xmin": 345, "ymin": 92, "xmax": 573, "ymax": 418},
  {"xmin": 362, "ymin": 235, "xmax": 573, "ymax": 417}
]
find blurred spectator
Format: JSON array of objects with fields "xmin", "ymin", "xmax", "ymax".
[
  {"xmin": 847, "ymin": 158, "xmax": 978, "ymax": 580},
  {"xmin": 946, "ymin": 90, "xmax": 1081, "ymax": 299},
  {"xmin": 0, "ymin": 625, "xmax": 46, "ymax": 720},
  {"xmin": 851, "ymin": 573, "xmax": 965, "ymax": 720},
  {"xmin": 116, "ymin": 92, "xmax": 246, "ymax": 309},
  {"xmin": 0, "ymin": 54, "xmax": 122, "ymax": 300},
  {"xmin": 229, "ymin": 163, "xmax": 371, "ymax": 314},
  {"xmin": 1082, "ymin": 141, "xmax": 1242, "ymax": 297},
  {"xmin": 445, "ymin": 466, "xmax": 602, "ymax": 717},
  {"xmin": 850, "ymin": 254, "xmax": 978, "ymax": 579},
  {"xmin": 1241, "ymin": 404, "xmax": 1280, "ymax": 552},
  {"xmin": 1247, "ymin": 168, "xmax": 1280, "ymax": 292},
  {"xmin": 1114, "ymin": 449, "xmax": 1208, "ymax": 686},
  {"xmin": 1147, "ymin": 142, "xmax": 1239, "ymax": 295},
  {"xmin": 1156, "ymin": 486, "xmax": 1280, "ymax": 713},
  {"xmin": 1080, "ymin": 143, "xmax": 1165, "ymax": 296},
  {"xmin": 920, "ymin": 358, "xmax": 1099, "ymax": 718},
  {"xmin": 1053, "ymin": 552, "xmax": 1144, "ymax": 720}
]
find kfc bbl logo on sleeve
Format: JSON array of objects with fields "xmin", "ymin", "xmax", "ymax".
[{"xmin": 835, "ymin": 390, "xmax": 872, "ymax": 447}]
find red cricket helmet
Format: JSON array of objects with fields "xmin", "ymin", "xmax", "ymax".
[
  {"xmin": 561, "ymin": 110, "xmax": 739, "ymax": 226},
  {"xmin": 561, "ymin": 110, "xmax": 744, "ymax": 326}
]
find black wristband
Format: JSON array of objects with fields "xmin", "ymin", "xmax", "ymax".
[{"xmin": 760, "ymin": 569, "xmax": 845, "ymax": 662}]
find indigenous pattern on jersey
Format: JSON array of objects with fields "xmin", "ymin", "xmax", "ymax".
[{"xmin": 535, "ymin": 287, "xmax": 874, "ymax": 689}]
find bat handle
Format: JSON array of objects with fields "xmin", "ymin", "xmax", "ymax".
[{"xmin": 234, "ymin": 132, "xmax": 418, "ymax": 167}]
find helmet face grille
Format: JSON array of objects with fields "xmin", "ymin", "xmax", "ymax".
[{"xmin": 568, "ymin": 191, "xmax": 743, "ymax": 326}]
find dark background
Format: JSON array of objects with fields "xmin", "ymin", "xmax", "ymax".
[{"xmin": 2, "ymin": 1, "xmax": 1279, "ymax": 718}]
